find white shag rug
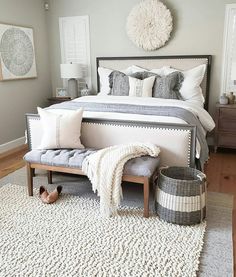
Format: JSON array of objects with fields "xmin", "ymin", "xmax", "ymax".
[{"xmin": 0, "ymin": 184, "xmax": 206, "ymax": 277}]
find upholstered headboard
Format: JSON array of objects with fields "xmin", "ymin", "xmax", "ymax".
[{"xmin": 96, "ymin": 55, "xmax": 212, "ymax": 110}]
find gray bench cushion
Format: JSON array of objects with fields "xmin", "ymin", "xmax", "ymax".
[{"xmin": 24, "ymin": 149, "xmax": 160, "ymax": 177}]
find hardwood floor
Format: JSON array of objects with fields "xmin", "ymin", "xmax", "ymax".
[
  {"xmin": 0, "ymin": 145, "xmax": 27, "ymax": 179},
  {"xmin": 207, "ymin": 149, "xmax": 236, "ymax": 195},
  {"xmin": 206, "ymin": 148, "xmax": 236, "ymax": 276},
  {"xmin": 0, "ymin": 146, "xmax": 235, "ymax": 274}
]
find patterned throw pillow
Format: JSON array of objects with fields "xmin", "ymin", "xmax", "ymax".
[{"xmin": 128, "ymin": 76, "xmax": 156, "ymax": 97}]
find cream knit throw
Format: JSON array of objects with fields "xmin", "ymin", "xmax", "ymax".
[{"xmin": 82, "ymin": 142, "xmax": 160, "ymax": 217}]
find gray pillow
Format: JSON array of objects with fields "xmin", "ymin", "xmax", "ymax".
[
  {"xmin": 152, "ymin": 72, "xmax": 184, "ymax": 99},
  {"xmin": 132, "ymin": 71, "xmax": 184, "ymax": 99},
  {"xmin": 109, "ymin": 71, "xmax": 156, "ymax": 96},
  {"xmin": 130, "ymin": 71, "xmax": 157, "ymax": 80},
  {"xmin": 109, "ymin": 70, "xmax": 184, "ymax": 99},
  {"xmin": 109, "ymin": 71, "xmax": 129, "ymax": 96}
]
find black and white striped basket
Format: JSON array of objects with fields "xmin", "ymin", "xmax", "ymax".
[{"xmin": 155, "ymin": 167, "xmax": 206, "ymax": 225}]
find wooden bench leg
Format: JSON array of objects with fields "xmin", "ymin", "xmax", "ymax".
[
  {"xmin": 27, "ymin": 163, "xmax": 33, "ymax": 196},
  {"xmin": 47, "ymin": 171, "xmax": 52, "ymax": 184},
  {"xmin": 152, "ymin": 173, "xmax": 159, "ymax": 206},
  {"xmin": 32, "ymin": 168, "xmax": 35, "ymax": 177},
  {"xmin": 143, "ymin": 178, "xmax": 150, "ymax": 218}
]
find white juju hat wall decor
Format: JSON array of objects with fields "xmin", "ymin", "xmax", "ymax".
[{"xmin": 126, "ymin": 0, "xmax": 173, "ymax": 51}]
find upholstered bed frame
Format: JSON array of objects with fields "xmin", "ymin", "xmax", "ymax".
[
  {"xmin": 96, "ymin": 55, "xmax": 212, "ymax": 110},
  {"xmin": 26, "ymin": 55, "xmax": 212, "ymax": 168}
]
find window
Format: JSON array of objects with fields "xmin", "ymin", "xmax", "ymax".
[
  {"xmin": 59, "ymin": 16, "xmax": 91, "ymax": 91},
  {"xmin": 221, "ymin": 4, "xmax": 236, "ymax": 94}
]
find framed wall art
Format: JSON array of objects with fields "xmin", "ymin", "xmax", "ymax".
[{"xmin": 0, "ymin": 23, "xmax": 37, "ymax": 81}]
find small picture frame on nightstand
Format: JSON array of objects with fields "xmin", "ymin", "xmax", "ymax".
[{"xmin": 56, "ymin": 88, "xmax": 68, "ymax": 97}]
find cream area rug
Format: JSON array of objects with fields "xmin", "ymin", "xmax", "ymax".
[
  {"xmin": 0, "ymin": 168, "xmax": 234, "ymax": 277},
  {"xmin": 0, "ymin": 184, "xmax": 206, "ymax": 277}
]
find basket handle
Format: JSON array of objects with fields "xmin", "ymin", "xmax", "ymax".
[
  {"xmin": 197, "ymin": 173, "xmax": 206, "ymax": 182},
  {"xmin": 159, "ymin": 166, "xmax": 169, "ymax": 171},
  {"xmin": 198, "ymin": 172, "xmax": 207, "ymax": 222}
]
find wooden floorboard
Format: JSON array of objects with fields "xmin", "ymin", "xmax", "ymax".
[
  {"xmin": 0, "ymin": 146, "xmax": 235, "ymax": 274},
  {"xmin": 0, "ymin": 147, "xmax": 27, "ymax": 179}
]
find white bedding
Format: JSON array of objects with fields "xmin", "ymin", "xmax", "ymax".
[
  {"xmin": 48, "ymin": 95, "xmax": 215, "ymax": 159},
  {"xmin": 72, "ymin": 96, "xmax": 215, "ymax": 132},
  {"xmin": 51, "ymin": 96, "xmax": 214, "ymax": 131}
]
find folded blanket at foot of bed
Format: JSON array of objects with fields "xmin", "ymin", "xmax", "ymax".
[{"xmin": 82, "ymin": 142, "xmax": 160, "ymax": 217}]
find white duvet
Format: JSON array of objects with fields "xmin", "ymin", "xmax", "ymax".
[{"xmin": 70, "ymin": 95, "xmax": 215, "ymax": 133}]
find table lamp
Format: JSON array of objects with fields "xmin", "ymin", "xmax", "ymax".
[{"xmin": 60, "ymin": 63, "xmax": 82, "ymax": 99}]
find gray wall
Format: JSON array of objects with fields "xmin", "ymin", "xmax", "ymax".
[
  {"xmin": 0, "ymin": 0, "xmax": 51, "ymax": 145},
  {"xmin": 46, "ymin": 0, "xmax": 236, "ymax": 115}
]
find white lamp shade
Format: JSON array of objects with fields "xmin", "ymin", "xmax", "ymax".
[
  {"xmin": 60, "ymin": 63, "xmax": 82, "ymax": 79},
  {"xmin": 231, "ymin": 61, "xmax": 236, "ymax": 80}
]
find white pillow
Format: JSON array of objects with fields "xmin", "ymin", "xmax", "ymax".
[
  {"xmin": 128, "ymin": 76, "xmax": 156, "ymax": 97},
  {"xmin": 150, "ymin": 66, "xmax": 171, "ymax": 76},
  {"xmin": 163, "ymin": 64, "xmax": 206, "ymax": 106},
  {"xmin": 127, "ymin": 65, "xmax": 171, "ymax": 76},
  {"xmin": 37, "ymin": 107, "xmax": 84, "ymax": 149},
  {"xmin": 97, "ymin": 67, "xmax": 113, "ymax": 95}
]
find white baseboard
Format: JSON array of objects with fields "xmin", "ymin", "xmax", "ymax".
[{"xmin": 0, "ymin": 137, "xmax": 26, "ymax": 154}]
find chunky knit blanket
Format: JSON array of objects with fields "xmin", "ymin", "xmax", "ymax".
[{"xmin": 82, "ymin": 142, "xmax": 160, "ymax": 217}]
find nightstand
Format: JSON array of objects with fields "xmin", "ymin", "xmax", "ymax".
[
  {"xmin": 214, "ymin": 103, "xmax": 236, "ymax": 152},
  {"xmin": 48, "ymin": 97, "xmax": 71, "ymax": 105}
]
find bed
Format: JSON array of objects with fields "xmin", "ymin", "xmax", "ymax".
[{"xmin": 26, "ymin": 55, "xmax": 215, "ymax": 169}]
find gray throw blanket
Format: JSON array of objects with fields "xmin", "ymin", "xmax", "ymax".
[{"xmin": 48, "ymin": 101, "xmax": 208, "ymax": 168}]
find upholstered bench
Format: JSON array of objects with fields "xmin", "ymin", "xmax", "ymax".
[{"xmin": 24, "ymin": 149, "xmax": 160, "ymax": 217}]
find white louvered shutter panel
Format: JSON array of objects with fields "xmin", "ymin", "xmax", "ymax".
[
  {"xmin": 59, "ymin": 16, "xmax": 91, "ymax": 91},
  {"xmin": 221, "ymin": 5, "xmax": 236, "ymax": 94}
]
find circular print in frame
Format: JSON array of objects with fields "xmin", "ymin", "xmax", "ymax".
[
  {"xmin": 0, "ymin": 27, "xmax": 34, "ymax": 76},
  {"xmin": 126, "ymin": 0, "xmax": 173, "ymax": 51}
]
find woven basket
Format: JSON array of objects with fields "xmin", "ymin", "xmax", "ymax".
[{"xmin": 155, "ymin": 167, "xmax": 206, "ymax": 225}]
